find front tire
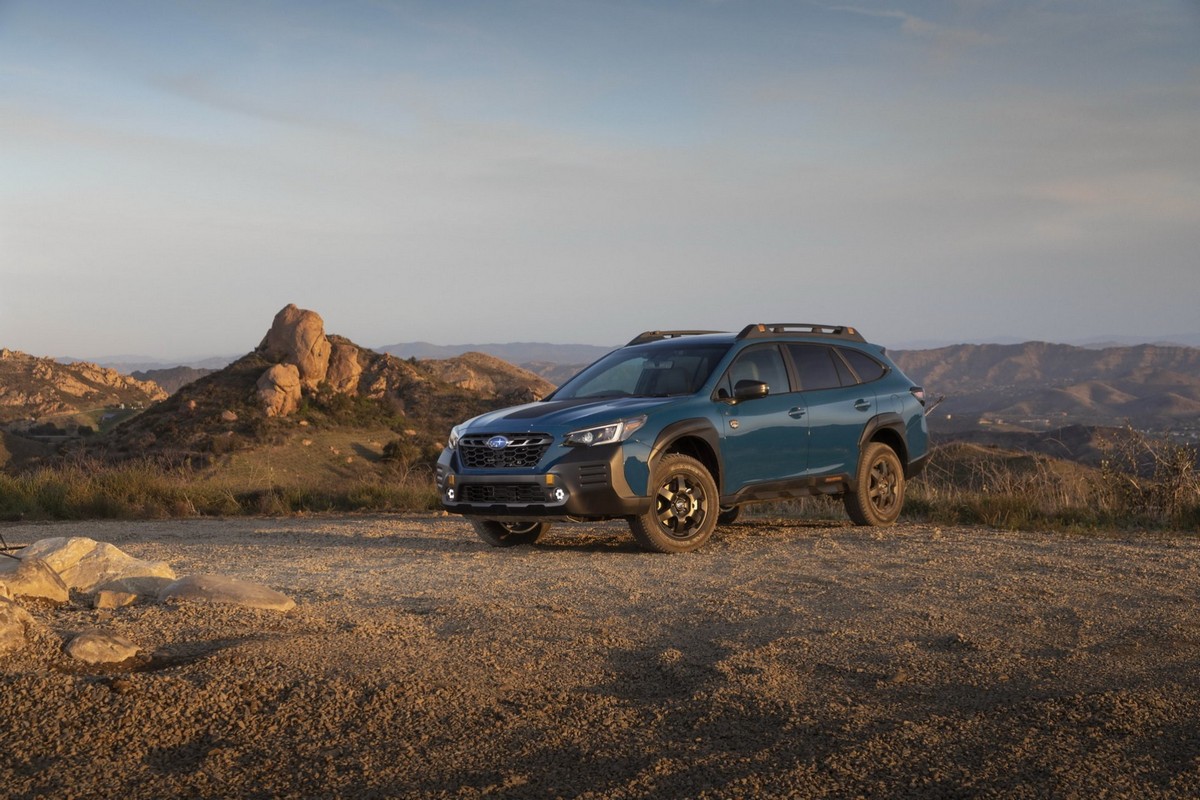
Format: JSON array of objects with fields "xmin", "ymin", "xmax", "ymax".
[
  {"xmin": 470, "ymin": 519, "xmax": 551, "ymax": 547},
  {"xmin": 628, "ymin": 454, "xmax": 719, "ymax": 553},
  {"xmin": 844, "ymin": 442, "xmax": 905, "ymax": 526}
]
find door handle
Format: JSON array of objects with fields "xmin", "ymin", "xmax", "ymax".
[
  {"xmin": 854, "ymin": 399, "xmax": 871, "ymax": 412},
  {"xmin": 788, "ymin": 407, "xmax": 805, "ymax": 419}
]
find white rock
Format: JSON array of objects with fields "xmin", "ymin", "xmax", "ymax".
[
  {"xmin": 0, "ymin": 597, "xmax": 34, "ymax": 654},
  {"xmin": 16, "ymin": 537, "xmax": 175, "ymax": 594},
  {"xmin": 0, "ymin": 557, "xmax": 69, "ymax": 604},
  {"xmin": 158, "ymin": 574, "xmax": 296, "ymax": 612},
  {"xmin": 65, "ymin": 629, "xmax": 139, "ymax": 664}
]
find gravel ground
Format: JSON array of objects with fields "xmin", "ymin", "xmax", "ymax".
[{"xmin": 1, "ymin": 515, "xmax": 1199, "ymax": 799}]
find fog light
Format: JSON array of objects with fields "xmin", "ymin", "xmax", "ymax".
[
  {"xmin": 554, "ymin": 488, "xmax": 566, "ymax": 502},
  {"xmin": 446, "ymin": 488, "xmax": 456, "ymax": 501}
]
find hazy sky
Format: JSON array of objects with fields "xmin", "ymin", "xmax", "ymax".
[{"xmin": 2, "ymin": 1, "xmax": 1198, "ymax": 360}]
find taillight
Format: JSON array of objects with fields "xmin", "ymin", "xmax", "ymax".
[{"xmin": 910, "ymin": 386, "xmax": 926, "ymax": 406}]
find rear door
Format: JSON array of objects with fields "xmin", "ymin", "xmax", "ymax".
[{"xmin": 785, "ymin": 344, "xmax": 874, "ymax": 477}]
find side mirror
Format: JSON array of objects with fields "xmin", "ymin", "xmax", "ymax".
[{"xmin": 733, "ymin": 379, "xmax": 770, "ymax": 401}]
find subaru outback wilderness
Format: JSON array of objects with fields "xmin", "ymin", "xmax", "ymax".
[{"xmin": 437, "ymin": 324, "xmax": 929, "ymax": 553}]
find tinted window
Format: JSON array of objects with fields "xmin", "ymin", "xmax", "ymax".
[
  {"xmin": 722, "ymin": 346, "xmax": 790, "ymax": 396},
  {"xmin": 556, "ymin": 344, "xmax": 730, "ymax": 399},
  {"xmin": 787, "ymin": 344, "xmax": 842, "ymax": 391},
  {"xmin": 839, "ymin": 348, "xmax": 886, "ymax": 383}
]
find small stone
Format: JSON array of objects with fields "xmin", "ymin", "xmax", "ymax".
[
  {"xmin": 94, "ymin": 590, "xmax": 138, "ymax": 609},
  {"xmin": 66, "ymin": 629, "xmax": 139, "ymax": 664},
  {"xmin": 220, "ymin": 409, "xmax": 238, "ymax": 423}
]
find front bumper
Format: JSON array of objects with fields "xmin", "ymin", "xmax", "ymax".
[{"xmin": 436, "ymin": 442, "xmax": 646, "ymax": 520}]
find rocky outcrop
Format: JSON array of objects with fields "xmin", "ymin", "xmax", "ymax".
[
  {"xmin": 256, "ymin": 363, "xmax": 302, "ymax": 417},
  {"xmin": 0, "ymin": 538, "xmax": 296, "ymax": 670},
  {"xmin": 259, "ymin": 304, "xmax": 332, "ymax": 390},
  {"xmin": 326, "ymin": 342, "xmax": 363, "ymax": 394}
]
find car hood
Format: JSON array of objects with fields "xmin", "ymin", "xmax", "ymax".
[{"xmin": 463, "ymin": 396, "xmax": 680, "ymax": 433}]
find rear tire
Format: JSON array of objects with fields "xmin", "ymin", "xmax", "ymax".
[
  {"xmin": 629, "ymin": 454, "xmax": 719, "ymax": 553},
  {"xmin": 844, "ymin": 442, "xmax": 905, "ymax": 526},
  {"xmin": 470, "ymin": 519, "xmax": 551, "ymax": 547},
  {"xmin": 717, "ymin": 505, "xmax": 740, "ymax": 526}
]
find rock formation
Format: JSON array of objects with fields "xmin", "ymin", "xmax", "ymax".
[
  {"xmin": 326, "ymin": 342, "xmax": 363, "ymax": 394},
  {"xmin": 256, "ymin": 363, "xmax": 303, "ymax": 417},
  {"xmin": 0, "ymin": 536, "xmax": 296, "ymax": 662},
  {"xmin": 259, "ymin": 304, "xmax": 332, "ymax": 390}
]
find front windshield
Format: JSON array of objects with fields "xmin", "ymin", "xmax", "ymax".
[{"xmin": 553, "ymin": 343, "xmax": 732, "ymax": 400}]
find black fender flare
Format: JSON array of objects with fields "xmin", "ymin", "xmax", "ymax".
[
  {"xmin": 857, "ymin": 412, "xmax": 909, "ymax": 464},
  {"xmin": 648, "ymin": 418, "xmax": 725, "ymax": 492}
]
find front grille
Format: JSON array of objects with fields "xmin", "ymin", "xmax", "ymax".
[
  {"xmin": 461, "ymin": 484, "xmax": 547, "ymax": 503},
  {"xmin": 459, "ymin": 433, "xmax": 552, "ymax": 469}
]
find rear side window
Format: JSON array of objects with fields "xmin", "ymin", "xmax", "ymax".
[
  {"xmin": 787, "ymin": 344, "xmax": 843, "ymax": 391},
  {"xmin": 839, "ymin": 348, "xmax": 887, "ymax": 383}
]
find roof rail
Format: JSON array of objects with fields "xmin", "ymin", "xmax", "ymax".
[
  {"xmin": 627, "ymin": 330, "xmax": 725, "ymax": 346},
  {"xmin": 736, "ymin": 323, "xmax": 866, "ymax": 342}
]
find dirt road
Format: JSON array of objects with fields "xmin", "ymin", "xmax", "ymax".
[{"xmin": 2, "ymin": 515, "xmax": 1199, "ymax": 798}]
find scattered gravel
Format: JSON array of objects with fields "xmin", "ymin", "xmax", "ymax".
[{"xmin": 2, "ymin": 515, "xmax": 1199, "ymax": 799}]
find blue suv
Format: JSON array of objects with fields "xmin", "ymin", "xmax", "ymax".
[{"xmin": 437, "ymin": 324, "xmax": 929, "ymax": 552}]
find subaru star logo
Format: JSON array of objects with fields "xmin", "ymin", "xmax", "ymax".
[{"xmin": 486, "ymin": 435, "xmax": 510, "ymax": 449}]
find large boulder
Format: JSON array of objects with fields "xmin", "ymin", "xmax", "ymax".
[
  {"xmin": 259, "ymin": 304, "xmax": 331, "ymax": 390},
  {"xmin": 326, "ymin": 342, "xmax": 363, "ymax": 394},
  {"xmin": 0, "ymin": 557, "xmax": 69, "ymax": 604},
  {"xmin": 15, "ymin": 537, "xmax": 175, "ymax": 596},
  {"xmin": 158, "ymin": 574, "xmax": 296, "ymax": 612},
  {"xmin": 0, "ymin": 596, "xmax": 34, "ymax": 654},
  {"xmin": 256, "ymin": 363, "xmax": 302, "ymax": 417}
]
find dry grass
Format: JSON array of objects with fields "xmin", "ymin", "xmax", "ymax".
[
  {"xmin": 0, "ymin": 456, "xmax": 438, "ymax": 521},
  {"xmin": 2, "ymin": 428, "xmax": 1196, "ymax": 531},
  {"xmin": 907, "ymin": 431, "xmax": 1200, "ymax": 532}
]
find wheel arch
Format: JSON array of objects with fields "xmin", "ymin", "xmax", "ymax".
[
  {"xmin": 649, "ymin": 419, "xmax": 723, "ymax": 492},
  {"xmin": 857, "ymin": 413, "xmax": 910, "ymax": 476}
]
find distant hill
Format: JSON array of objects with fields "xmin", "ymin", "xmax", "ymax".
[
  {"xmin": 0, "ymin": 348, "xmax": 167, "ymax": 428},
  {"xmin": 60, "ymin": 355, "xmax": 238, "ymax": 373},
  {"xmin": 131, "ymin": 367, "xmax": 215, "ymax": 395},
  {"xmin": 891, "ymin": 342, "xmax": 1200, "ymax": 431},
  {"xmin": 378, "ymin": 340, "xmax": 614, "ymax": 365}
]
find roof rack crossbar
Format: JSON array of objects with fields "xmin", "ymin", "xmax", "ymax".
[
  {"xmin": 736, "ymin": 324, "xmax": 866, "ymax": 342},
  {"xmin": 626, "ymin": 330, "xmax": 725, "ymax": 346}
]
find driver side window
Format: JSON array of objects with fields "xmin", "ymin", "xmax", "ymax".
[{"xmin": 718, "ymin": 346, "xmax": 790, "ymax": 397}]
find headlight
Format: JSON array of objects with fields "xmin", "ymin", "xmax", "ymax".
[
  {"xmin": 447, "ymin": 424, "xmax": 465, "ymax": 449},
  {"xmin": 563, "ymin": 416, "xmax": 647, "ymax": 447}
]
